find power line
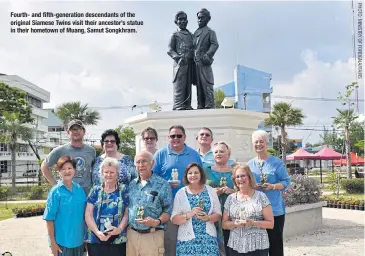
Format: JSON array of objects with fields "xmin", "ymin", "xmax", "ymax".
[{"xmin": 89, "ymin": 92, "xmax": 364, "ymax": 111}]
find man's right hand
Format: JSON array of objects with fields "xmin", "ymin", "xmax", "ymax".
[
  {"xmin": 50, "ymin": 241, "xmax": 62, "ymax": 256},
  {"xmin": 95, "ymin": 230, "xmax": 110, "ymax": 241}
]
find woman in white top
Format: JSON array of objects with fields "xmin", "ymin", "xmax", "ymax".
[
  {"xmin": 171, "ymin": 162, "xmax": 221, "ymax": 256},
  {"xmin": 222, "ymin": 165, "xmax": 274, "ymax": 256}
]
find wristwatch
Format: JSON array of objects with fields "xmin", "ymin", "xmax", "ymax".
[
  {"xmin": 272, "ymin": 184, "xmax": 276, "ymax": 190},
  {"xmin": 157, "ymin": 218, "xmax": 162, "ymax": 226},
  {"xmin": 185, "ymin": 214, "xmax": 189, "ymax": 220}
]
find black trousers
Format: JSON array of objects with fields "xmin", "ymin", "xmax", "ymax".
[
  {"xmin": 223, "ymin": 229, "xmax": 230, "ymax": 256},
  {"xmin": 267, "ymin": 214, "xmax": 285, "ymax": 256},
  {"xmin": 87, "ymin": 243, "xmax": 126, "ymax": 256},
  {"xmin": 229, "ymin": 248, "xmax": 269, "ymax": 256}
]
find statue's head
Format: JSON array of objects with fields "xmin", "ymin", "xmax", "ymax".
[
  {"xmin": 175, "ymin": 11, "xmax": 188, "ymax": 30},
  {"xmin": 197, "ymin": 8, "xmax": 211, "ymax": 28}
]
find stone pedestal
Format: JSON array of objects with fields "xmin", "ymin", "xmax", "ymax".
[{"xmin": 124, "ymin": 109, "xmax": 268, "ymax": 163}]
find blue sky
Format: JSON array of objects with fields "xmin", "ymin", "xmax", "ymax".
[{"xmin": 0, "ymin": 1, "xmax": 363, "ymax": 145}]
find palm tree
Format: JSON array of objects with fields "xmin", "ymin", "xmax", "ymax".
[
  {"xmin": 0, "ymin": 112, "xmax": 33, "ymax": 190},
  {"xmin": 333, "ymin": 109, "xmax": 358, "ymax": 178},
  {"xmin": 264, "ymin": 102, "xmax": 305, "ymax": 165},
  {"xmin": 55, "ymin": 101, "xmax": 100, "ymax": 128}
]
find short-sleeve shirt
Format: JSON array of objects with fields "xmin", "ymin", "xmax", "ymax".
[
  {"xmin": 247, "ymin": 155, "xmax": 291, "ymax": 216},
  {"xmin": 84, "ymin": 184, "xmax": 129, "ymax": 244},
  {"xmin": 128, "ymin": 173, "xmax": 173, "ymax": 230},
  {"xmin": 45, "ymin": 143, "xmax": 96, "ymax": 195},
  {"xmin": 198, "ymin": 149, "xmax": 235, "ymax": 169},
  {"xmin": 153, "ymin": 144, "xmax": 203, "ymax": 198},
  {"xmin": 43, "ymin": 181, "xmax": 86, "ymax": 248},
  {"xmin": 224, "ymin": 191, "xmax": 270, "ymax": 254},
  {"xmin": 92, "ymin": 155, "xmax": 137, "ymax": 186}
]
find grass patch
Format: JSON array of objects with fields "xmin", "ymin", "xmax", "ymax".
[
  {"xmin": 321, "ymin": 193, "xmax": 364, "ymax": 201},
  {"xmin": 0, "ymin": 203, "xmax": 45, "ymax": 221}
]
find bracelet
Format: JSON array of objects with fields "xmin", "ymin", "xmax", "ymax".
[
  {"xmin": 185, "ymin": 214, "xmax": 189, "ymax": 221},
  {"xmin": 272, "ymin": 184, "xmax": 276, "ymax": 190},
  {"xmin": 207, "ymin": 215, "xmax": 211, "ymax": 222}
]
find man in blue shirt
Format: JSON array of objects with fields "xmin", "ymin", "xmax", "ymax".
[
  {"xmin": 128, "ymin": 151, "xmax": 172, "ymax": 256},
  {"xmin": 196, "ymin": 127, "xmax": 235, "ymax": 168},
  {"xmin": 153, "ymin": 125, "xmax": 203, "ymax": 256}
]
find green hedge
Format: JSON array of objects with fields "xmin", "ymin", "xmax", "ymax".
[{"xmin": 341, "ymin": 178, "xmax": 364, "ymax": 194}]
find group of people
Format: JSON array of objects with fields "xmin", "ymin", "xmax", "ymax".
[{"xmin": 41, "ymin": 119, "xmax": 291, "ymax": 256}]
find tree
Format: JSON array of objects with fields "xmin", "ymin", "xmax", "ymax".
[
  {"xmin": 0, "ymin": 112, "xmax": 33, "ymax": 190},
  {"xmin": 214, "ymin": 89, "xmax": 226, "ymax": 108},
  {"xmin": 0, "ymin": 82, "xmax": 33, "ymax": 124},
  {"xmin": 333, "ymin": 109, "xmax": 358, "ymax": 178},
  {"xmin": 115, "ymin": 126, "xmax": 136, "ymax": 159},
  {"xmin": 320, "ymin": 126, "xmax": 343, "ymax": 152},
  {"xmin": 264, "ymin": 102, "xmax": 305, "ymax": 164},
  {"xmin": 335, "ymin": 82, "xmax": 359, "ymax": 178},
  {"xmin": 349, "ymin": 121, "xmax": 364, "ymax": 154},
  {"xmin": 55, "ymin": 101, "xmax": 100, "ymax": 128}
]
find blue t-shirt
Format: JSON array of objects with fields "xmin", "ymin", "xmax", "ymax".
[
  {"xmin": 85, "ymin": 184, "xmax": 129, "ymax": 244},
  {"xmin": 247, "ymin": 155, "xmax": 291, "ymax": 216},
  {"xmin": 43, "ymin": 181, "xmax": 86, "ymax": 248},
  {"xmin": 153, "ymin": 144, "xmax": 203, "ymax": 197},
  {"xmin": 128, "ymin": 173, "xmax": 173, "ymax": 230}
]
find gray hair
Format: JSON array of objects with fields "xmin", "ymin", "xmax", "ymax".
[
  {"xmin": 99, "ymin": 157, "xmax": 120, "ymax": 183},
  {"xmin": 134, "ymin": 151, "xmax": 154, "ymax": 164},
  {"xmin": 252, "ymin": 130, "xmax": 270, "ymax": 143}
]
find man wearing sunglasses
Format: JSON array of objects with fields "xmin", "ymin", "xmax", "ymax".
[
  {"xmin": 153, "ymin": 125, "xmax": 203, "ymax": 256},
  {"xmin": 41, "ymin": 119, "xmax": 96, "ymax": 195},
  {"xmin": 196, "ymin": 127, "xmax": 234, "ymax": 168}
]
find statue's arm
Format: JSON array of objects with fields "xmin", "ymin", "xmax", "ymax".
[
  {"xmin": 167, "ymin": 34, "xmax": 180, "ymax": 61},
  {"xmin": 206, "ymin": 30, "xmax": 219, "ymax": 58}
]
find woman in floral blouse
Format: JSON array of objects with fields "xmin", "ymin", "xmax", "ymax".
[{"xmin": 85, "ymin": 157, "xmax": 129, "ymax": 255}]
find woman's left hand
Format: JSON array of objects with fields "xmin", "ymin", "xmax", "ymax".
[
  {"xmin": 262, "ymin": 183, "xmax": 275, "ymax": 191},
  {"xmin": 245, "ymin": 218, "xmax": 256, "ymax": 227},
  {"xmin": 222, "ymin": 187, "xmax": 235, "ymax": 194},
  {"xmin": 195, "ymin": 214, "xmax": 210, "ymax": 222},
  {"xmin": 106, "ymin": 226, "xmax": 122, "ymax": 236}
]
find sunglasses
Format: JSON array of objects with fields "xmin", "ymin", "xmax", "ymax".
[
  {"xmin": 143, "ymin": 137, "xmax": 156, "ymax": 141},
  {"xmin": 103, "ymin": 140, "xmax": 116, "ymax": 144},
  {"xmin": 199, "ymin": 133, "xmax": 211, "ymax": 137},
  {"xmin": 169, "ymin": 134, "xmax": 183, "ymax": 139}
]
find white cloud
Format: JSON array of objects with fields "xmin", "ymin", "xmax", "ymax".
[{"xmin": 272, "ymin": 49, "xmax": 363, "ymax": 144}]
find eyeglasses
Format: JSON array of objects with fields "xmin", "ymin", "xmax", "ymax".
[
  {"xmin": 103, "ymin": 140, "xmax": 116, "ymax": 144},
  {"xmin": 135, "ymin": 159, "xmax": 149, "ymax": 165},
  {"xmin": 143, "ymin": 137, "xmax": 156, "ymax": 141},
  {"xmin": 235, "ymin": 174, "xmax": 247, "ymax": 179},
  {"xmin": 169, "ymin": 134, "xmax": 183, "ymax": 139},
  {"xmin": 199, "ymin": 133, "xmax": 211, "ymax": 137}
]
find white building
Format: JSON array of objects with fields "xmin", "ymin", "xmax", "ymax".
[
  {"xmin": 0, "ymin": 74, "xmax": 50, "ymax": 179},
  {"xmin": 42, "ymin": 109, "xmax": 69, "ymax": 152}
]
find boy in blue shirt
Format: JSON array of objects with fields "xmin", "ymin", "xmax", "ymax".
[{"xmin": 43, "ymin": 156, "xmax": 86, "ymax": 256}]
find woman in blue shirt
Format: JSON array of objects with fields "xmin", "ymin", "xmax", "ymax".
[
  {"xmin": 247, "ymin": 130, "xmax": 290, "ymax": 256},
  {"xmin": 43, "ymin": 156, "xmax": 86, "ymax": 256},
  {"xmin": 85, "ymin": 157, "xmax": 129, "ymax": 256}
]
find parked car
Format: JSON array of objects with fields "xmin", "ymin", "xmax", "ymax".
[
  {"xmin": 22, "ymin": 170, "xmax": 37, "ymax": 177},
  {"xmin": 286, "ymin": 163, "xmax": 305, "ymax": 175}
]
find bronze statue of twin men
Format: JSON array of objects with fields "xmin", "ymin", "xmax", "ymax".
[{"xmin": 167, "ymin": 8, "xmax": 219, "ymax": 110}]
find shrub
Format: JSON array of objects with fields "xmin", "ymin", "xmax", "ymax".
[
  {"xmin": 340, "ymin": 178, "xmax": 364, "ymax": 194},
  {"xmin": 0, "ymin": 186, "xmax": 9, "ymax": 200},
  {"xmin": 283, "ymin": 174, "xmax": 322, "ymax": 207},
  {"xmin": 27, "ymin": 185, "xmax": 47, "ymax": 200}
]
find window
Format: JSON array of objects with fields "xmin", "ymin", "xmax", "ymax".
[
  {"xmin": 50, "ymin": 138, "xmax": 59, "ymax": 143},
  {"xmin": 262, "ymin": 93, "xmax": 271, "ymax": 103},
  {"xmin": 28, "ymin": 95, "xmax": 42, "ymax": 108},
  {"xmin": 0, "ymin": 144, "xmax": 7, "ymax": 152},
  {"xmin": 18, "ymin": 144, "xmax": 28, "ymax": 152},
  {"xmin": 0, "ymin": 161, "xmax": 8, "ymax": 173}
]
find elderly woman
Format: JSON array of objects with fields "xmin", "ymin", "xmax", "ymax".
[
  {"xmin": 171, "ymin": 162, "xmax": 221, "ymax": 256},
  {"xmin": 141, "ymin": 127, "xmax": 159, "ymax": 155},
  {"xmin": 92, "ymin": 129, "xmax": 137, "ymax": 185},
  {"xmin": 247, "ymin": 130, "xmax": 290, "ymax": 256},
  {"xmin": 85, "ymin": 157, "xmax": 129, "ymax": 256},
  {"xmin": 206, "ymin": 141, "xmax": 235, "ymax": 255},
  {"xmin": 222, "ymin": 165, "xmax": 274, "ymax": 256},
  {"xmin": 43, "ymin": 156, "xmax": 86, "ymax": 256}
]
